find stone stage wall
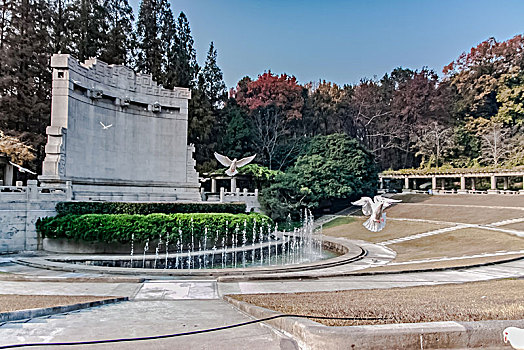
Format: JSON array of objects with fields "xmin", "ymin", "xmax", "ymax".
[{"xmin": 39, "ymin": 54, "xmax": 200, "ymax": 201}]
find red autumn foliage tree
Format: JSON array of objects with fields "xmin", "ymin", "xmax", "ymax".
[{"xmin": 234, "ymin": 71, "xmax": 304, "ymax": 120}]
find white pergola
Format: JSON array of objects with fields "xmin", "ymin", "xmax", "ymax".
[{"xmin": 380, "ymin": 169, "xmax": 524, "ymax": 194}]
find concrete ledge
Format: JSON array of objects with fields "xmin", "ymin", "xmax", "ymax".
[
  {"xmin": 0, "ymin": 296, "xmax": 128, "ymax": 322},
  {"xmin": 224, "ymin": 296, "xmax": 524, "ymax": 349}
]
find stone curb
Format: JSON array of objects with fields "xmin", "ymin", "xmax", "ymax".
[
  {"xmin": 224, "ymin": 296, "xmax": 524, "ymax": 349},
  {"xmin": 0, "ymin": 296, "xmax": 129, "ymax": 322},
  {"xmin": 0, "ymin": 276, "xmax": 145, "ymax": 283}
]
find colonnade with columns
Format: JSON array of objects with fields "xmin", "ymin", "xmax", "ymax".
[{"xmin": 379, "ymin": 171, "xmax": 524, "ymax": 194}]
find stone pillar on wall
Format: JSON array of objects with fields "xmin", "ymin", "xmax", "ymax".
[
  {"xmin": 441, "ymin": 178, "xmax": 446, "ymax": 191},
  {"xmin": 471, "ymin": 178, "xmax": 476, "ymax": 191},
  {"xmin": 488, "ymin": 175, "xmax": 498, "ymax": 194},
  {"xmin": 431, "ymin": 176, "xmax": 437, "ymax": 190},
  {"xmin": 404, "ymin": 177, "xmax": 410, "ymax": 192},
  {"xmin": 458, "ymin": 176, "xmax": 467, "ymax": 193},
  {"xmin": 503, "ymin": 177, "xmax": 509, "ymax": 190},
  {"xmin": 211, "ymin": 179, "xmax": 217, "ymax": 193},
  {"xmin": 230, "ymin": 177, "xmax": 237, "ymax": 192},
  {"xmin": 4, "ymin": 163, "xmax": 14, "ymax": 186}
]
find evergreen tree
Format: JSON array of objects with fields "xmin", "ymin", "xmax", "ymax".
[
  {"xmin": 66, "ymin": 0, "xmax": 108, "ymax": 62},
  {"xmin": 0, "ymin": 0, "xmax": 53, "ymax": 170},
  {"xmin": 200, "ymin": 41, "xmax": 226, "ymax": 107},
  {"xmin": 49, "ymin": 0, "xmax": 70, "ymax": 54},
  {"xmin": 166, "ymin": 11, "xmax": 197, "ymax": 89},
  {"xmin": 98, "ymin": 0, "xmax": 134, "ymax": 65},
  {"xmin": 135, "ymin": 0, "xmax": 173, "ymax": 84}
]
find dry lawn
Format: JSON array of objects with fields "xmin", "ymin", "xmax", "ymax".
[
  {"xmin": 322, "ymin": 217, "xmax": 447, "ymax": 243},
  {"xmin": 500, "ymin": 222, "xmax": 524, "ymax": 231},
  {"xmin": 386, "ymin": 204, "xmax": 523, "ymax": 224},
  {"xmin": 391, "ymin": 194, "xmax": 524, "ymax": 208},
  {"xmin": 231, "ymin": 279, "xmax": 524, "ymax": 326},
  {"xmin": 0, "ymin": 295, "xmax": 116, "ymax": 313},
  {"xmin": 389, "ymin": 228, "xmax": 524, "ymax": 262},
  {"xmin": 357, "ymin": 253, "xmax": 524, "ymax": 273}
]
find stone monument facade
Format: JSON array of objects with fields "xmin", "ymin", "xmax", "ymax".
[{"xmin": 39, "ymin": 54, "xmax": 200, "ymax": 201}]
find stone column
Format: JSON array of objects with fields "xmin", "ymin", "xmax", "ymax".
[
  {"xmin": 521, "ymin": 175, "xmax": 524, "ymax": 194},
  {"xmin": 230, "ymin": 177, "xmax": 237, "ymax": 192},
  {"xmin": 211, "ymin": 178, "xmax": 217, "ymax": 193},
  {"xmin": 458, "ymin": 176, "xmax": 467, "ymax": 193},
  {"xmin": 4, "ymin": 163, "xmax": 13, "ymax": 186},
  {"xmin": 431, "ymin": 176, "xmax": 437, "ymax": 190},
  {"xmin": 379, "ymin": 177, "xmax": 384, "ymax": 189},
  {"xmin": 471, "ymin": 178, "xmax": 476, "ymax": 191},
  {"xmin": 219, "ymin": 187, "xmax": 225, "ymax": 202},
  {"xmin": 441, "ymin": 178, "xmax": 445, "ymax": 191},
  {"xmin": 488, "ymin": 175, "xmax": 498, "ymax": 194},
  {"xmin": 404, "ymin": 177, "xmax": 410, "ymax": 191},
  {"xmin": 503, "ymin": 177, "xmax": 509, "ymax": 190}
]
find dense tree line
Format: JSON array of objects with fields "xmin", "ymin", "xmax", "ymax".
[
  {"xmin": 0, "ymin": 0, "xmax": 226, "ymax": 174},
  {"xmin": 0, "ymin": 0, "xmax": 522, "ymax": 178}
]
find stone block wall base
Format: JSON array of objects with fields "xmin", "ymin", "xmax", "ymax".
[{"xmin": 487, "ymin": 190, "xmax": 499, "ymax": 194}]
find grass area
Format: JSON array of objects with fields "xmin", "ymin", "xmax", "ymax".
[
  {"xmin": 356, "ymin": 253, "xmax": 524, "ymax": 273},
  {"xmin": 500, "ymin": 221, "xmax": 524, "ymax": 231},
  {"xmin": 322, "ymin": 217, "xmax": 447, "ymax": 244},
  {"xmin": 321, "ymin": 216, "xmax": 355, "ymax": 230},
  {"xmin": 389, "ymin": 228, "xmax": 524, "ymax": 262},
  {"xmin": 386, "ymin": 204, "xmax": 523, "ymax": 224},
  {"xmin": 231, "ymin": 279, "xmax": 524, "ymax": 327},
  {"xmin": 0, "ymin": 295, "xmax": 116, "ymax": 313},
  {"xmin": 391, "ymin": 193, "xmax": 524, "ymax": 208}
]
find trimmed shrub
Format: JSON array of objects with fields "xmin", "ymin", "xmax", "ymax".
[
  {"xmin": 55, "ymin": 201, "xmax": 246, "ymax": 215},
  {"xmin": 36, "ymin": 213, "xmax": 273, "ymax": 246}
]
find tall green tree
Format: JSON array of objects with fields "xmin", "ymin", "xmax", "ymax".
[
  {"xmin": 66, "ymin": 0, "xmax": 108, "ymax": 62},
  {"xmin": 0, "ymin": 0, "xmax": 52, "ymax": 170},
  {"xmin": 200, "ymin": 41, "xmax": 226, "ymax": 107},
  {"xmin": 98, "ymin": 0, "xmax": 134, "ymax": 65},
  {"xmin": 135, "ymin": 0, "xmax": 173, "ymax": 84},
  {"xmin": 165, "ymin": 11, "xmax": 197, "ymax": 89}
]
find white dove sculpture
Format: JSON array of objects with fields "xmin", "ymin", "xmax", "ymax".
[
  {"xmin": 214, "ymin": 152, "xmax": 256, "ymax": 176},
  {"xmin": 8, "ymin": 161, "xmax": 36, "ymax": 175},
  {"xmin": 99, "ymin": 121, "xmax": 113, "ymax": 129},
  {"xmin": 504, "ymin": 327, "xmax": 524, "ymax": 349},
  {"xmin": 351, "ymin": 195, "xmax": 401, "ymax": 232}
]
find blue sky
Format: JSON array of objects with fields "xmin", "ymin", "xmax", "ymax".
[{"xmin": 129, "ymin": 0, "xmax": 524, "ymax": 88}]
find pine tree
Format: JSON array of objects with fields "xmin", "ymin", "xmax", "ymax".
[
  {"xmin": 135, "ymin": 0, "xmax": 173, "ymax": 84},
  {"xmin": 66, "ymin": 0, "xmax": 108, "ymax": 62},
  {"xmin": 0, "ymin": 0, "xmax": 53, "ymax": 170},
  {"xmin": 200, "ymin": 41, "xmax": 226, "ymax": 107},
  {"xmin": 165, "ymin": 11, "xmax": 197, "ymax": 89},
  {"xmin": 98, "ymin": 0, "xmax": 134, "ymax": 65}
]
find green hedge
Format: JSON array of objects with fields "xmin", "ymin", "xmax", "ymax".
[
  {"xmin": 36, "ymin": 213, "xmax": 273, "ymax": 245},
  {"xmin": 55, "ymin": 201, "xmax": 247, "ymax": 215}
]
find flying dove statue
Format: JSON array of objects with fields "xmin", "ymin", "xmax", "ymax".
[
  {"xmin": 214, "ymin": 152, "xmax": 256, "ymax": 176},
  {"xmin": 504, "ymin": 327, "xmax": 524, "ymax": 350},
  {"xmin": 8, "ymin": 161, "xmax": 36, "ymax": 175},
  {"xmin": 351, "ymin": 195, "xmax": 401, "ymax": 232}
]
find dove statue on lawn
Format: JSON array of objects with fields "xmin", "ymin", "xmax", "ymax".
[
  {"xmin": 504, "ymin": 327, "xmax": 524, "ymax": 350},
  {"xmin": 351, "ymin": 195, "xmax": 401, "ymax": 232},
  {"xmin": 214, "ymin": 152, "xmax": 256, "ymax": 176}
]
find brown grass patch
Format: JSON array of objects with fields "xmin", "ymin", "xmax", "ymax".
[
  {"xmin": 322, "ymin": 217, "xmax": 447, "ymax": 243},
  {"xmin": 357, "ymin": 253, "xmax": 524, "ymax": 273},
  {"xmin": 386, "ymin": 204, "xmax": 523, "ymax": 224},
  {"xmin": 389, "ymin": 228, "xmax": 524, "ymax": 262},
  {"xmin": 499, "ymin": 222, "xmax": 524, "ymax": 231},
  {"xmin": 391, "ymin": 194, "xmax": 524, "ymax": 207},
  {"xmin": 231, "ymin": 279, "xmax": 524, "ymax": 326},
  {"xmin": 0, "ymin": 295, "xmax": 117, "ymax": 313}
]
